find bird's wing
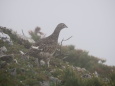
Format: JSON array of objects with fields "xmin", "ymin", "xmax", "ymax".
[{"xmin": 33, "ymin": 38, "xmax": 57, "ymax": 54}]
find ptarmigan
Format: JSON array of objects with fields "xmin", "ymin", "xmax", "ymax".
[{"xmin": 27, "ymin": 23, "xmax": 68, "ymax": 67}]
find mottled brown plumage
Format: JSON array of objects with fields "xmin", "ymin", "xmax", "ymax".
[{"xmin": 28, "ymin": 23, "xmax": 68, "ymax": 67}]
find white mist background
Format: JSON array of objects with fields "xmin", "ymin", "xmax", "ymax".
[{"xmin": 0, "ymin": 0, "xmax": 115, "ymax": 66}]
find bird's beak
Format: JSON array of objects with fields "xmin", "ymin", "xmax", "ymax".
[{"xmin": 65, "ymin": 25, "xmax": 68, "ymax": 28}]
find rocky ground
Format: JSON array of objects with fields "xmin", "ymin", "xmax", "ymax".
[{"xmin": 0, "ymin": 26, "xmax": 115, "ymax": 86}]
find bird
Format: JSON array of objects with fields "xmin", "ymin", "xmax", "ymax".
[{"xmin": 27, "ymin": 23, "xmax": 68, "ymax": 67}]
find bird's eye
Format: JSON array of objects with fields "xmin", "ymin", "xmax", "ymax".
[{"xmin": 63, "ymin": 24, "xmax": 65, "ymax": 26}]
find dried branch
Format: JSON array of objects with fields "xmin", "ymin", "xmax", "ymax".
[
  {"xmin": 22, "ymin": 29, "xmax": 25, "ymax": 36},
  {"xmin": 60, "ymin": 36, "xmax": 72, "ymax": 54},
  {"xmin": 61, "ymin": 36, "xmax": 72, "ymax": 46}
]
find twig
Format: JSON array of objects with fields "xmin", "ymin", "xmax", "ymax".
[
  {"xmin": 62, "ymin": 36, "xmax": 72, "ymax": 42},
  {"xmin": 22, "ymin": 29, "xmax": 25, "ymax": 36},
  {"xmin": 60, "ymin": 36, "xmax": 72, "ymax": 54}
]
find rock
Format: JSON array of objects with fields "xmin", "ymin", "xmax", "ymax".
[
  {"xmin": 0, "ymin": 32, "xmax": 13, "ymax": 45},
  {"xmin": 40, "ymin": 60, "xmax": 45, "ymax": 66},
  {"xmin": 49, "ymin": 76, "xmax": 61, "ymax": 84},
  {"xmin": 0, "ymin": 55, "xmax": 14, "ymax": 63},
  {"xmin": 13, "ymin": 59, "xmax": 18, "ymax": 64},
  {"xmin": 50, "ymin": 69, "xmax": 56, "ymax": 73},
  {"xmin": 0, "ymin": 50, "xmax": 4, "ymax": 56},
  {"xmin": 0, "ymin": 46, "xmax": 7, "ymax": 56},
  {"xmin": 35, "ymin": 58, "xmax": 40, "ymax": 67},
  {"xmin": 0, "ymin": 61, "xmax": 7, "ymax": 69},
  {"xmin": 103, "ymin": 77, "xmax": 109, "ymax": 82},
  {"xmin": 75, "ymin": 67, "xmax": 86, "ymax": 73},
  {"xmin": 17, "ymin": 34, "xmax": 35, "ymax": 43},
  {"xmin": 19, "ymin": 51, "xmax": 25, "ymax": 55},
  {"xmin": 0, "ymin": 46, "xmax": 7, "ymax": 53},
  {"xmin": 39, "ymin": 76, "xmax": 61, "ymax": 86},
  {"xmin": 40, "ymin": 81, "xmax": 50, "ymax": 86},
  {"xmin": 82, "ymin": 74, "xmax": 92, "ymax": 78},
  {"xmin": 10, "ymin": 68, "xmax": 17, "ymax": 76},
  {"xmin": 94, "ymin": 71, "xmax": 99, "ymax": 77},
  {"xmin": 20, "ymin": 68, "xmax": 26, "ymax": 73}
]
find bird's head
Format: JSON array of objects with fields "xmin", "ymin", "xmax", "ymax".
[
  {"xmin": 56, "ymin": 23, "xmax": 68, "ymax": 30},
  {"xmin": 52, "ymin": 23, "xmax": 68, "ymax": 37}
]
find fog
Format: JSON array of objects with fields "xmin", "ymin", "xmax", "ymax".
[{"xmin": 0, "ymin": 0, "xmax": 115, "ymax": 66}]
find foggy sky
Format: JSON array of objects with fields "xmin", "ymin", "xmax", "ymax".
[{"xmin": 0, "ymin": 0, "xmax": 115, "ymax": 66}]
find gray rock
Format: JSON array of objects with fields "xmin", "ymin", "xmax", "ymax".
[
  {"xmin": 49, "ymin": 76, "xmax": 61, "ymax": 83},
  {"xmin": 82, "ymin": 74, "xmax": 92, "ymax": 78},
  {"xmin": 40, "ymin": 81, "xmax": 50, "ymax": 86},
  {"xmin": 10, "ymin": 68, "xmax": 17, "ymax": 76},
  {"xmin": 0, "ymin": 32, "xmax": 13, "ymax": 45},
  {"xmin": 0, "ymin": 61, "xmax": 7, "ymax": 69},
  {"xmin": 0, "ymin": 46, "xmax": 7, "ymax": 53},
  {"xmin": 0, "ymin": 55, "xmax": 14, "ymax": 63}
]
